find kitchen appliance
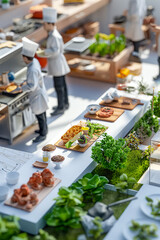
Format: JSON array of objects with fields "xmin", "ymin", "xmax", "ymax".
[{"xmin": 0, "ymin": 41, "xmax": 35, "ymax": 144}]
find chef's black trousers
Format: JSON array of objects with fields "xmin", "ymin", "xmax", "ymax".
[
  {"xmin": 53, "ymin": 75, "xmax": 69, "ymax": 110},
  {"xmin": 35, "ymin": 112, "xmax": 48, "ymax": 136}
]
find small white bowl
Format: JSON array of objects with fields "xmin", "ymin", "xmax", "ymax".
[
  {"xmin": 0, "ymin": 186, "xmax": 9, "ymax": 201},
  {"xmin": 78, "ymin": 142, "xmax": 88, "ymax": 148},
  {"xmin": 110, "ymin": 90, "xmax": 120, "ymax": 100},
  {"xmin": 87, "ymin": 104, "xmax": 100, "ymax": 114},
  {"xmin": 102, "ymin": 93, "xmax": 114, "ymax": 103},
  {"xmin": 6, "ymin": 171, "xmax": 20, "ymax": 185}
]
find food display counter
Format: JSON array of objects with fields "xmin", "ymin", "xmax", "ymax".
[
  {"xmin": 0, "ymin": 88, "xmax": 152, "ymax": 234},
  {"xmin": 0, "ymin": 41, "xmax": 35, "ymax": 144}
]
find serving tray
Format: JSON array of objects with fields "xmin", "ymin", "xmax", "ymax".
[
  {"xmin": 55, "ymin": 126, "xmax": 107, "ymax": 152},
  {"xmin": 99, "ymin": 96, "xmax": 144, "ymax": 110},
  {"xmin": 84, "ymin": 107, "xmax": 124, "ymax": 122},
  {"xmin": 5, "ymin": 177, "xmax": 61, "ymax": 212}
]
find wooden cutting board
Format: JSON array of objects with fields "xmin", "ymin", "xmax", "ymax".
[
  {"xmin": 99, "ymin": 96, "xmax": 144, "ymax": 110},
  {"xmin": 55, "ymin": 128, "xmax": 107, "ymax": 153},
  {"xmin": 5, "ymin": 177, "xmax": 61, "ymax": 212},
  {"xmin": 0, "ymin": 41, "xmax": 16, "ymax": 49},
  {"xmin": 84, "ymin": 107, "xmax": 124, "ymax": 122}
]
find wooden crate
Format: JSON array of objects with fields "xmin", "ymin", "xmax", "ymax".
[{"xmin": 65, "ymin": 45, "xmax": 133, "ymax": 83}]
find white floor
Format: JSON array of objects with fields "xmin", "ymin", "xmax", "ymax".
[{"xmin": 0, "ymin": 42, "xmax": 160, "ymax": 155}]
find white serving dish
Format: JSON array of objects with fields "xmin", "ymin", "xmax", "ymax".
[
  {"xmin": 54, "ymin": 161, "xmax": 63, "ymax": 169},
  {"xmin": 0, "ymin": 186, "xmax": 9, "ymax": 201},
  {"xmin": 6, "ymin": 171, "xmax": 19, "ymax": 185},
  {"xmin": 72, "ymin": 37, "xmax": 85, "ymax": 43},
  {"xmin": 87, "ymin": 104, "xmax": 100, "ymax": 114},
  {"xmin": 78, "ymin": 142, "xmax": 88, "ymax": 148},
  {"xmin": 101, "ymin": 93, "xmax": 113, "ymax": 103},
  {"xmin": 111, "ymin": 90, "xmax": 120, "ymax": 100}
]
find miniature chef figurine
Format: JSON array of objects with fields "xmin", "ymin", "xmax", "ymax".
[
  {"xmin": 125, "ymin": 0, "xmax": 147, "ymax": 58},
  {"xmin": 21, "ymin": 37, "xmax": 49, "ymax": 143},
  {"xmin": 40, "ymin": 7, "xmax": 70, "ymax": 116}
]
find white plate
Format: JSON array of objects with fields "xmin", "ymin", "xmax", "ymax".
[
  {"xmin": 123, "ymin": 218, "xmax": 160, "ymax": 240},
  {"xmin": 72, "ymin": 37, "xmax": 85, "ymax": 43},
  {"xmin": 141, "ymin": 194, "xmax": 160, "ymax": 220}
]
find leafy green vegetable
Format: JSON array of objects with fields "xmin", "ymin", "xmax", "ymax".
[
  {"xmin": 54, "ymin": 186, "xmax": 83, "ymax": 207},
  {"xmin": 45, "ymin": 206, "xmax": 85, "ymax": 230},
  {"xmin": 153, "ymin": 91, "xmax": 160, "ymax": 117},
  {"xmin": 130, "ymin": 220, "xmax": 158, "ymax": 240},
  {"xmin": 89, "ymin": 217, "xmax": 103, "ymax": 239},
  {"xmin": 33, "ymin": 229, "xmax": 56, "ymax": 240},
  {"xmin": 86, "ymin": 120, "xmax": 107, "ymax": 138},
  {"xmin": 115, "ymin": 173, "xmax": 136, "ymax": 193},
  {"xmin": 132, "ymin": 109, "xmax": 159, "ymax": 143},
  {"xmin": 89, "ymin": 33, "xmax": 126, "ymax": 57},
  {"xmin": 0, "ymin": 216, "xmax": 28, "ymax": 240},
  {"xmin": 146, "ymin": 196, "xmax": 160, "ymax": 217},
  {"xmin": 91, "ymin": 133, "xmax": 130, "ymax": 171},
  {"xmin": 65, "ymin": 141, "xmax": 73, "ymax": 148},
  {"xmin": 125, "ymin": 131, "xmax": 140, "ymax": 150},
  {"xmin": 71, "ymin": 173, "xmax": 108, "ymax": 203}
]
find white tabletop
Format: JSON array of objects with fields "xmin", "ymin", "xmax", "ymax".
[
  {"xmin": 105, "ymin": 184, "xmax": 160, "ymax": 240},
  {"xmin": 0, "ymin": 88, "xmax": 152, "ymax": 234}
]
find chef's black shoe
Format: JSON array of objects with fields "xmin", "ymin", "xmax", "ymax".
[
  {"xmin": 153, "ymin": 74, "xmax": 160, "ymax": 80},
  {"xmin": 35, "ymin": 130, "xmax": 40, "ymax": 134},
  {"xmin": 34, "ymin": 129, "xmax": 48, "ymax": 134},
  {"xmin": 65, "ymin": 104, "xmax": 69, "ymax": 110},
  {"xmin": 52, "ymin": 104, "xmax": 69, "ymax": 110},
  {"xmin": 33, "ymin": 135, "xmax": 46, "ymax": 143},
  {"xmin": 51, "ymin": 108, "xmax": 65, "ymax": 116}
]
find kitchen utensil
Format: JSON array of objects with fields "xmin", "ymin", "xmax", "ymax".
[{"xmin": 107, "ymin": 196, "xmax": 137, "ymax": 208}]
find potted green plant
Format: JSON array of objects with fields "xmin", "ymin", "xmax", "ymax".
[{"xmin": 1, "ymin": 0, "xmax": 10, "ymax": 9}]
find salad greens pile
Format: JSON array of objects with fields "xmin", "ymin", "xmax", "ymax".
[
  {"xmin": 91, "ymin": 133, "xmax": 130, "ymax": 171},
  {"xmin": 86, "ymin": 120, "xmax": 107, "ymax": 138},
  {"xmin": 71, "ymin": 173, "xmax": 108, "ymax": 203},
  {"xmin": 146, "ymin": 196, "xmax": 160, "ymax": 217},
  {"xmin": 130, "ymin": 220, "xmax": 158, "ymax": 240},
  {"xmin": 0, "ymin": 216, "xmax": 28, "ymax": 240}
]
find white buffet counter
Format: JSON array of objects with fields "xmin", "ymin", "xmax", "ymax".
[{"xmin": 0, "ymin": 88, "xmax": 152, "ymax": 234}]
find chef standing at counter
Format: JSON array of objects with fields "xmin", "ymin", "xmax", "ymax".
[
  {"xmin": 125, "ymin": 0, "xmax": 146, "ymax": 59},
  {"xmin": 38, "ymin": 7, "xmax": 70, "ymax": 116},
  {"xmin": 21, "ymin": 37, "xmax": 49, "ymax": 143}
]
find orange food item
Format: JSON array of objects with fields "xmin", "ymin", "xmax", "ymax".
[
  {"xmin": 41, "ymin": 169, "xmax": 54, "ymax": 187},
  {"xmin": 61, "ymin": 125, "xmax": 82, "ymax": 143},
  {"xmin": 6, "ymin": 85, "xmax": 17, "ymax": 92},
  {"xmin": 98, "ymin": 107, "xmax": 114, "ymax": 118},
  {"xmin": 30, "ymin": 4, "xmax": 48, "ymax": 19},
  {"xmin": 120, "ymin": 68, "xmax": 130, "ymax": 77}
]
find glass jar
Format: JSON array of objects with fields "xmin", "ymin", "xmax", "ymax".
[{"xmin": 43, "ymin": 151, "xmax": 51, "ymax": 162}]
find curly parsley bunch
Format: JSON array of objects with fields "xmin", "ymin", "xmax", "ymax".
[{"xmin": 91, "ymin": 133, "xmax": 130, "ymax": 171}]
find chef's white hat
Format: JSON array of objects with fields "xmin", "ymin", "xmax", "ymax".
[
  {"xmin": 43, "ymin": 7, "xmax": 57, "ymax": 23},
  {"xmin": 22, "ymin": 37, "xmax": 39, "ymax": 57}
]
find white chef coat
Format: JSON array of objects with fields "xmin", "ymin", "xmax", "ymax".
[
  {"xmin": 125, "ymin": 0, "xmax": 147, "ymax": 42},
  {"xmin": 44, "ymin": 27, "xmax": 70, "ymax": 76},
  {"xmin": 22, "ymin": 58, "xmax": 49, "ymax": 115}
]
